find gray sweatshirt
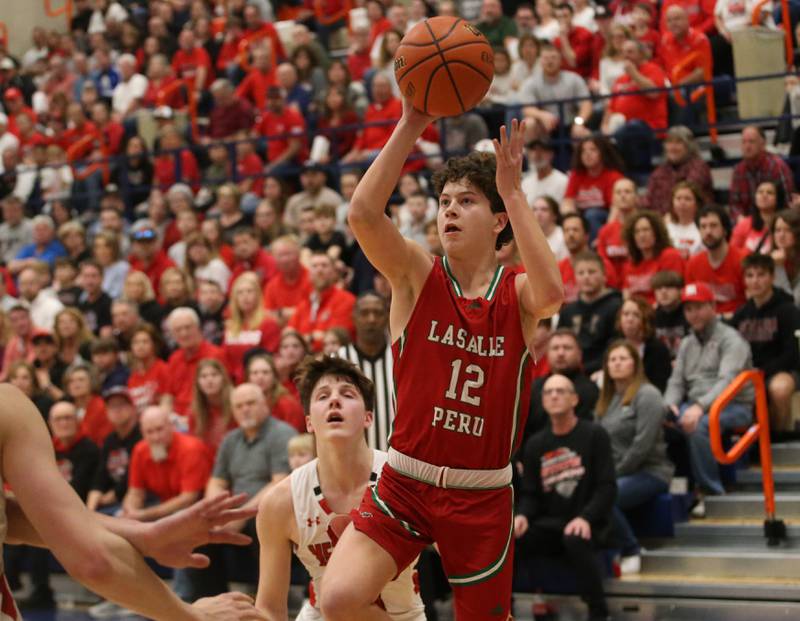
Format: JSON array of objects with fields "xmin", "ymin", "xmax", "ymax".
[
  {"xmin": 664, "ymin": 318, "xmax": 754, "ymax": 411},
  {"xmin": 599, "ymin": 383, "xmax": 674, "ymax": 484}
]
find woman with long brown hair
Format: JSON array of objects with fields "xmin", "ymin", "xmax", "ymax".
[
  {"xmin": 127, "ymin": 323, "xmax": 169, "ymax": 414},
  {"xmin": 596, "ymin": 340, "xmax": 673, "ymax": 575},
  {"xmin": 245, "ymin": 352, "xmax": 305, "ymax": 433},
  {"xmin": 189, "ymin": 359, "xmax": 236, "ymax": 458},
  {"xmin": 772, "ymin": 209, "xmax": 800, "ymax": 305},
  {"xmin": 275, "ymin": 329, "xmax": 311, "ymax": 401},
  {"xmin": 665, "ymin": 181, "xmax": 704, "ymax": 260},
  {"xmin": 222, "ymin": 272, "xmax": 280, "ymax": 380},
  {"xmin": 621, "ymin": 210, "xmax": 684, "ymax": 304},
  {"xmin": 54, "ymin": 307, "xmax": 93, "ymax": 368},
  {"xmin": 616, "ymin": 297, "xmax": 672, "ymax": 392}
]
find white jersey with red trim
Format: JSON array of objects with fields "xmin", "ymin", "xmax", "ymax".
[
  {"xmin": 291, "ymin": 450, "xmax": 425, "ymax": 621},
  {"xmin": 0, "ymin": 474, "xmax": 20, "ymax": 620}
]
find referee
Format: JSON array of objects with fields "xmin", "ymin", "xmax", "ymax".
[{"xmin": 336, "ymin": 291, "xmax": 394, "ymax": 451}]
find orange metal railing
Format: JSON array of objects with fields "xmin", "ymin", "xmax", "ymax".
[
  {"xmin": 671, "ymin": 50, "xmax": 718, "ymax": 144},
  {"xmin": 709, "ymin": 369, "xmax": 785, "ymax": 545},
  {"xmin": 155, "ymin": 78, "xmax": 199, "ymax": 142},
  {"xmin": 44, "ymin": 0, "xmax": 73, "ymax": 22},
  {"xmin": 752, "ymin": 0, "xmax": 794, "ymax": 68}
]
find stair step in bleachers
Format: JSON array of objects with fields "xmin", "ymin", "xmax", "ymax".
[
  {"xmin": 770, "ymin": 443, "xmax": 800, "ymax": 467},
  {"xmin": 736, "ymin": 466, "xmax": 800, "ymax": 491},
  {"xmin": 606, "ymin": 573, "xmax": 800, "ymax": 603},
  {"xmin": 640, "ymin": 547, "xmax": 800, "ymax": 579},
  {"xmin": 704, "ymin": 492, "xmax": 800, "ymax": 519}
]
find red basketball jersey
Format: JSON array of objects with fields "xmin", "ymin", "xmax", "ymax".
[{"xmin": 390, "ymin": 256, "xmax": 533, "ymax": 470}]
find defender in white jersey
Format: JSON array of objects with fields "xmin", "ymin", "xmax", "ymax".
[{"xmin": 255, "ymin": 356, "xmax": 425, "ymax": 621}]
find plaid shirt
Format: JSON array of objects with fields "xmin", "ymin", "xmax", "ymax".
[
  {"xmin": 644, "ymin": 155, "xmax": 713, "ymax": 214},
  {"xmin": 729, "ymin": 152, "xmax": 795, "ymax": 220}
]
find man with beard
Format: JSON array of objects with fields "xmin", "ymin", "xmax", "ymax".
[
  {"xmin": 122, "ymin": 406, "xmax": 211, "ymax": 522},
  {"xmin": 685, "ymin": 205, "xmax": 745, "ymax": 316},
  {"xmin": 521, "ymin": 139, "xmax": 568, "ymax": 205}
]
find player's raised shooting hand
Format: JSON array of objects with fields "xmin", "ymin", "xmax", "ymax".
[
  {"xmin": 401, "ymin": 95, "xmax": 439, "ymax": 133},
  {"xmin": 493, "ymin": 119, "xmax": 525, "ymax": 200},
  {"xmin": 131, "ymin": 492, "xmax": 258, "ymax": 569}
]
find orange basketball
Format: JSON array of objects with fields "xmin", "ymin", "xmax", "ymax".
[{"xmin": 394, "ymin": 16, "xmax": 494, "ymax": 118}]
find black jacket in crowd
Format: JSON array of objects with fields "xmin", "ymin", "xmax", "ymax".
[
  {"xmin": 55, "ymin": 436, "xmax": 100, "ymax": 502},
  {"xmin": 641, "ymin": 336, "xmax": 672, "ymax": 394},
  {"xmin": 654, "ymin": 303, "xmax": 689, "ymax": 359},
  {"xmin": 731, "ymin": 287, "xmax": 800, "ymax": 379},
  {"xmin": 91, "ymin": 425, "xmax": 143, "ymax": 503},
  {"xmin": 558, "ymin": 289, "xmax": 622, "ymax": 375},
  {"xmin": 518, "ymin": 419, "xmax": 617, "ymax": 541}
]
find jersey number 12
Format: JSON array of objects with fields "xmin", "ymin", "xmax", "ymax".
[{"xmin": 445, "ymin": 359, "xmax": 485, "ymax": 406}]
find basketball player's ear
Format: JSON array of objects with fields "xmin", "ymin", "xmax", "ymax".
[
  {"xmin": 363, "ymin": 409, "xmax": 374, "ymax": 429},
  {"xmin": 305, "ymin": 414, "xmax": 314, "ymax": 434},
  {"xmin": 493, "ymin": 211, "xmax": 509, "ymax": 236}
]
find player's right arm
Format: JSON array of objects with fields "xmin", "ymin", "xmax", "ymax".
[
  {"xmin": 255, "ymin": 478, "xmax": 295, "ymax": 620},
  {"xmin": 0, "ymin": 384, "xmax": 202, "ymax": 621},
  {"xmin": 348, "ymin": 99, "xmax": 436, "ymax": 303}
]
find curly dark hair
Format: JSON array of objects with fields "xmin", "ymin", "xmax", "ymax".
[
  {"xmin": 431, "ymin": 152, "xmax": 513, "ymax": 250},
  {"xmin": 623, "ymin": 210, "xmax": 673, "ymax": 264},
  {"xmin": 296, "ymin": 355, "xmax": 376, "ymax": 416}
]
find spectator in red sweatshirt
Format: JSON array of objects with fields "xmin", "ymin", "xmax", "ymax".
[
  {"xmin": 621, "ymin": 210, "xmax": 685, "ymax": 304},
  {"xmin": 341, "ymin": 74, "xmax": 401, "ymax": 166}
]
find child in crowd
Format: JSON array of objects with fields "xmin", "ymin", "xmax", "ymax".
[
  {"xmin": 303, "ymin": 204, "xmax": 348, "ymax": 262},
  {"xmin": 321, "ymin": 327, "xmax": 350, "ymax": 357},
  {"xmin": 652, "ymin": 270, "xmax": 688, "ymax": 359},
  {"xmin": 288, "ymin": 433, "xmax": 316, "ymax": 471}
]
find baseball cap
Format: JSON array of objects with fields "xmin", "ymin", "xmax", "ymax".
[
  {"xmin": 0, "ymin": 58, "xmax": 14, "ymax": 71},
  {"xmin": 681, "ymin": 282, "xmax": 714, "ymax": 304},
  {"xmin": 594, "ymin": 6, "xmax": 611, "ymax": 19},
  {"xmin": 4, "ymin": 87, "xmax": 22, "ymax": 100},
  {"xmin": 153, "ymin": 105, "xmax": 174, "ymax": 120},
  {"xmin": 31, "ymin": 328, "xmax": 55, "ymax": 343},
  {"xmin": 103, "ymin": 385, "xmax": 134, "ymax": 404},
  {"xmin": 302, "ymin": 159, "xmax": 325, "ymax": 173},
  {"xmin": 130, "ymin": 223, "xmax": 158, "ymax": 242}
]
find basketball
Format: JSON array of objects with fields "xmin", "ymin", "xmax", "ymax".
[{"xmin": 394, "ymin": 16, "xmax": 495, "ymax": 118}]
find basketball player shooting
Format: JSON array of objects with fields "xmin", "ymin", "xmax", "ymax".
[
  {"xmin": 255, "ymin": 356, "xmax": 425, "ymax": 621},
  {"xmin": 320, "ymin": 100, "xmax": 563, "ymax": 620},
  {"xmin": 0, "ymin": 384, "xmax": 267, "ymax": 620}
]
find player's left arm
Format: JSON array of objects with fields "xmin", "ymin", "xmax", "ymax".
[{"xmin": 494, "ymin": 120, "xmax": 564, "ymax": 341}]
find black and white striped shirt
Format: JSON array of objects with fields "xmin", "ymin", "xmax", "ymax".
[{"xmin": 336, "ymin": 342, "xmax": 395, "ymax": 451}]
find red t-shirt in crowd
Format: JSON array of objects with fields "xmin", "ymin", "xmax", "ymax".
[
  {"xmin": 288, "ymin": 286, "xmax": 356, "ymax": 351},
  {"xmin": 80, "ymin": 395, "xmax": 113, "ymax": 447},
  {"xmin": 128, "ymin": 432, "xmax": 211, "ymax": 502},
  {"xmin": 609, "ymin": 61, "xmax": 667, "ymax": 130},
  {"xmin": 129, "ymin": 251, "xmax": 176, "ymax": 294},
  {"xmin": 238, "ymin": 151, "xmax": 265, "ymax": 196},
  {"xmin": 684, "ymin": 246, "xmax": 747, "ymax": 314},
  {"xmin": 171, "ymin": 46, "xmax": 214, "ymax": 89},
  {"xmin": 659, "ymin": 0, "xmax": 716, "ymax": 34},
  {"xmin": 154, "ymin": 149, "xmax": 200, "ymax": 191},
  {"xmin": 559, "ymin": 254, "xmax": 620, "ymax": 303},
  {"xmin": 657, "ymin": 28, "xmax": 712, "ymax": 77},
  {"xmin": 222, "ymin": 317, "xmax": 282, "ymax": 382},
  {"xmin": 354, "ymin": 98, "xmax": 402, "ymax": 152},
  {"xmin": 188, "ymin": 405, "xmax": 238, "ymax": 460},
  {"xmin": 555, "ymin": 26, "xmax": 595, "ymax": 78},
  {"xmin": 164, "ymin": 341, "xmax": 226, "ymax": 416},
  {"xmin": 731, "ymin": 217, "xmax": 772, "ymax": 255},
  {"xmin": 236, "ymin": 68, "xmax": 277, "ymax": 111},
  {"xmin": 230, "ymin": 248, "xmax": 278, "ymax": 288},
  {"xmin": 596, "ymin": 219, "xmax": 629, "ymax": 285},
  {"xmin": 348, "ymin": 50, "xmax": 372, "ymax": 82},
  {"xmin": 255, "ymin": 105, "xmax": 307, "ymax": 164},
  {"xmin": 621, "ymin": 246, "xmax": 685, "ymax": 304},
  {"xmin": 128, "ymin": 359, "xmax": 170, "ymax": 413},
  {"xmin": 564, "ymin": 168, "xmax": 625, "ymax": 211},
  {"xmin": 263, "ymin": 266, "xmax": 312, "ymax": 315},
  {"xmin": 272, "ymin": 394, "xmax": 306, "ymax": 434}
]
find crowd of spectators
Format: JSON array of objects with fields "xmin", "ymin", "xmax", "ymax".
[{"xmin": 0, "ymin": 0, "xmax": 798, "ymax": 619}]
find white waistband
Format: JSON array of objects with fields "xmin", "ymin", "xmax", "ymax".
[{"xmin": 387, "ymin": 448, "xmax": 512, "ymax": 490}]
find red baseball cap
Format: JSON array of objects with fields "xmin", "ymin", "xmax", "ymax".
[
  {"xmin": 681, "ymin": 282, "xmax": 715, "ymax": 304},
  {"xmin": 4, "ymin": 87, "xmax": 22, "ymax": 100}
]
